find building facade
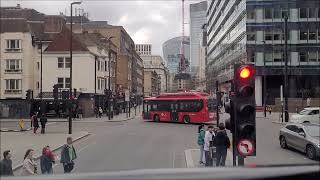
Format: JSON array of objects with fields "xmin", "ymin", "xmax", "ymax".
[
  {"xmin": 135, "ymin": 44, "xmax": 152, "ymax": 56},
  {"xmin": 141, "ymin": 55, "xmax": 168, "ymax": 93},
  {"xmin": 72, "ymin": 23, "xmax": 142, "ymax": 96},
  {"xmin": 190, "ymin": 1, "xmax": 207, "ymax": 69},
  {"xmin": 206, "ymin": 0, "xmax": 320, "ymax": 110},
  {"xmin": 162, "ymin": 36, "xmax": 190, "ymax": 91}
]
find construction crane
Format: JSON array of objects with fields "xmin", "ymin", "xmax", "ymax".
[{"xmin": 175, "ymin": 0, "xmax": 190, "ymax": 81}]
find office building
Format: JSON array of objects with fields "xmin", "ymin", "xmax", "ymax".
[
  {"xmin": 190, "ymin": 1, "xmax": 207, "ymax": 69},
  {"xmin": 206, "ymin": 0, "xmax": 320, "ymax": 110}
]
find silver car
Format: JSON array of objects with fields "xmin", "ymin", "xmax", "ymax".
[{"xmin": 279, "ymin": 123, "xmax": 320, "ymax": 160}]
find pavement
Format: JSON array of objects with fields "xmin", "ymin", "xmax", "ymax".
[
  {"xmin": 184, "ymin": 149, "xmax": 233, "ymax": 168},
  {"xmin": 0, "ymin": 111, "xmax": 137, "ymax": 132},
  {"xmin": 0, "ymin": 130, "xmax": 89, "ymax": 171}
]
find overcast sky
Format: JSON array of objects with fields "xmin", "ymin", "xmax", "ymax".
[{"xmin": 3, "ymin": 0, "xmax": 203, "ymax": 57}]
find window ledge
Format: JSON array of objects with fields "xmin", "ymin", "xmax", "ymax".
[
  {"xmin": 4, "ymin": 90, "xmax": 22, "ymax": 94},
  {"xmin": 5, "ymin": 49, "xmax": 22, "ymax": 52},
  {"xmin": 4, "ymin": 70, "xmax": 23, "ymax": 74}
]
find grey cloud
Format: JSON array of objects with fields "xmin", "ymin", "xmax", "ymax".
[{"xmin": 3, "ymin": 0, "xmax": 201, "ymax": 56}]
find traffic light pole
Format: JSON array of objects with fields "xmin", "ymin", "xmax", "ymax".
[
  {"xmin": 284, "ymin": 15, "xmax": 289, "ymax": 122},
  {"xmin": 216, "ymin": 80, "xmax": 219, "ymax": 126}
]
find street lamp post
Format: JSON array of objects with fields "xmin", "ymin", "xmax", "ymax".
[
  {"xmin": 69, "ymin": 1, "xmax": 81, "ymax": 134},
  {"xmin": 262, "ymin": 41, "xmax": 267, "ymax": 117},
  {"xmin": 284, "ymin": 14, "xmax": 289, "ymax": 122}
]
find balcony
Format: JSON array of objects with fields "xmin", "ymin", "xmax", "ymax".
[
  {"xmin": 5, "ymin": 48, "xmax": 22, "ymax": 52},
  {"xmin": 4, "ymin": 89, "xmax": 22, "ymax": 94},
  {"xmin": 4, "ymin": 69, "xmax": 22, "ymax": 74}
]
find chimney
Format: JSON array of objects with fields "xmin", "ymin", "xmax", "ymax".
[{"xmin": 16, "ymin": 4, "xmax": 21, "ymax": 8}]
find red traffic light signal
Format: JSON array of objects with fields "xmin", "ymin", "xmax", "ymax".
[{"xmin": 239, "ymin": 66, "xmax": 254, "ymax": 80}]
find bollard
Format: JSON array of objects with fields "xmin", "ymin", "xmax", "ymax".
[{"xmin": 19, "ymin": 119, "xmax": 25, "ymax": 131}]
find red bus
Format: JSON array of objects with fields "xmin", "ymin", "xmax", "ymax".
[{"xmin": 142, "ymin": 92, "xmax": 217, "ymax": 123}]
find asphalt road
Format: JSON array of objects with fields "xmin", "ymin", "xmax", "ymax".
[
  {"xmin": 24, "ymin": 114, "xmax": 317, "ymax": 175},
  {"xmin": 50, "ymin": 117, "xmax": 198, "ymax": 174}
]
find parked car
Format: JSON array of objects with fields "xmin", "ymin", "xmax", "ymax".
[
  {"xmin": 290, "ymin": 107, "xmax": 320, "ymax": 124},
  {"xmin": 279, "ymin": 123, "xmax": 320, "ymax": 160}
]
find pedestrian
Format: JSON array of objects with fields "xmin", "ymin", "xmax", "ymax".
[
  {"xmin": 204, "ymin": 125, "xmax": 215, "ymax": 167},
  {"xmin": 0, "ymin": 150, "xmax": 13, "ymax": 176},
  {"xmin": 78, "ymin": 107, "xmax": 83, "ymax": 119},
  {"xmin": 197, "ymin": 124, "xmax": 206, "ymax": 165},
  {"xmin": 21, "ymin": 149, "xmax": 37, "ymax": 176},
  {"xmin": 40, "ymin": 146, "xmax": 55, "ymax": 174},
  {"xmin": 33, "ymin": 113, "xmax": 39, "ymax": 134},
  {"xmin": 94, "ymin": 107, "xmax": 98, "ymax": 118},
  {"xmin": 306, "ymin": 97, "xmax": 311, "ymax": 107},
  {"xmin": 213, "ymin": 123, "xmax": 230, "ymax": 167},
  {"xmin": 40, "ymin": 114, "xmax": 47, "ymax": 134},
  {"xmin": 60, "ymin": 137, "xmax": 77, "ymax": 173},
  {"xmin": 30, "ymin": 114, "xmax": 34, "ymax": 128},
  {"xmin": 98, "ymin": 107, "xmax": 103, "ymax": 118}
]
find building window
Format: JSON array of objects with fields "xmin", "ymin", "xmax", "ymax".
[
  {"xmin": 97, "ymin": 60, "xmax": 101, "ymax": 71},
  {"xmin": 299, "ymin": 8, "xmax": 308, "ymax": 18},
  {"xmin": 5, "ymin": 59, "xmax": 21, "ymax": 72},
  {"xmin": 37, "ymin": 82, "xmax": 40, "ymax": 89},
  {"xmin": 309, "ymin": 31, "xmax": 316, "ymax": 40},
  {"xmin": 65, "ymin": 57, "xmax": 71, "ymax": 68},
  {"xmin": 308, "ymin": 8, "xmax": 316, "ymax": 18},
  {"xmin": 58, "ymin": 57, "xmax": 64, "ymax": 68},
  {"xmin": 37, "ymin": 62, "xmax": 40, "ymax": 70},
  {"xmin": 264, "ymin": 53, "xmax": 273, "ymax": 62},
  {"xmin": 247, "ymin": 32, "xmax": 256, "ymax": 41},
  {"xmin": 318, "ymin": 8, "xmax": 320, "ymax": 18},
  {"xmin": 57, "ymin": 78, "xmax": 64, "ymax": 88},
  {"xmin": 299, "ymin": 52, "xmax": 307, "ymax": 62},
  {"xmin": 6, "ymin": 39, "xmax": 21, "ymax": 50},
  {"xmin": 281, "ymin": 9, "xmax": 290, "ymax": 18},
  {"xmin": 273, "ymin": 8, "xmax": 281, "ymax": 19},
  {"xmin": 318, "ymin": 31, "xmax": 320, "ymax": 40},
  {"xmin": 247, "ymin": 9, "xmax": 255, "ymax": 19},
  {"xmin": 97, "ymin": 79, "xmax": 101, "ymax": 90},
  {"xmin": 300, "ymin": 31, "xmax": 308, "ymax": 40},
  {"xmin": 65, "ymin": 78, "xmax": 70, "ymax": 88},
  {"xmin": 273, "ymin": 32, "xmax": 282, "ymax": 41},
  {"xmin": 264, "ymin": 8, "xmax": 273, "ymax": 19},
  {"xmin": 273, "ymin": 53, "xmax": 283, "ymax": 62},
  {"xmin": 308, "ymin": 52, "xmax": 317, "ymax": 62},
  {"xmin": 5, "ymin": 79, "xmax": 21, "ymax": 90},
  {"xmin": 264, "ymin": 31, "xmax": 273, "ymax": 41}
]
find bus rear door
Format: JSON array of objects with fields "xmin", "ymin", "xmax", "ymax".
[
  {"xmin": 170, "ymin": 102, "xmax": 178, "ymax": 122},
  {"xmin": 143, "ymin": 100, "xmax": 151, "ymax": 120}
]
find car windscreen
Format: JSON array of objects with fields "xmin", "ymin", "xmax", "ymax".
[
  {"xmin": 304, "ymin": 125, "xmax": 320, "ymax": 137},
  {"xmin": 299, "ymin": 109, "xmax": 312, "ymax": 115}
]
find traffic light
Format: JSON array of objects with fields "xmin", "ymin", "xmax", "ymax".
[
  {"xmin": 53, "ymin": 84, "xmax": 59, "ymax": 100},
  {"xmin": 26, "ymin": 89, "xmax": 31, "ymax": 100},
  {"xmin": 224, "ymin": 101, "xmax": 234, "ymax": 133},
  {"xmin": 62, "ymin": 90, "xmax": 69, "ymax": 100},
  {"xmin": 233, "ymin": 64, "xmax": 256, "ymax": 157}
]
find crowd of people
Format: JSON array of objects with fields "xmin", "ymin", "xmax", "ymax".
[
  {"xmin": 197, "ymin": 123, "xmax": 231, "ymax": 167},
  {"xmin": 0, "ymin": 137, "xmax": 77, "ymax": 176}
]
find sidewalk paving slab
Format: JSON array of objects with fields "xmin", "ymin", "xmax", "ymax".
[
  {"xmin": 185, "ymin": 149, "xmax": 233, "ymax": 168},
  {"xmin": 0, "ymin": 130, "xmax": 89, "ymax": 171}
]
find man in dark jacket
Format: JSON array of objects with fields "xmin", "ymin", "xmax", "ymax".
[
  {"xmin": 213, "ymin": 123, "xmax": 230, "ymax": 167},
  {"xmin": 60, "ymin": 137, "xmax": 77, "ymax": 173},
  {"xmin": 40, "ymin": 114, "xmax": 48, "ymax": 134},
  {"xmin": 0, "ymin": 150, "xmax": 13, "ymax": 176}
]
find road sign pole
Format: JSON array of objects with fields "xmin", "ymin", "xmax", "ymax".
[{"xmin": 238, "ymin": 156, "xmax": 244, "ymax": 166}]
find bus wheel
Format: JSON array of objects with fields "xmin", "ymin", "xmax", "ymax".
[
  {"xmin": 183, "ymin": 116, "xmax": 190, "ymax": 124},
  {"xmin": 154, "ymin": 115, "xmax": 160, "ymax": 122}
]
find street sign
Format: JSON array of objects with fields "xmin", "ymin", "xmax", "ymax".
[
  {"xmin": 237, "ymin": 139, "xmax": 255, "ymax": 157},
  {"xmin": 125, "ymin": 90, "xmax": 130, "ymax": 102}
]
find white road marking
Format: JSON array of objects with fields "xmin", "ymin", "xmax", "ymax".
[{"xmin": 172, "ymin": 151, "xmax": 175, "ymax": 168}]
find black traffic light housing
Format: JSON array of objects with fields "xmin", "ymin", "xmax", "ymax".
[
  {"xmin": 53, "ymin": 84, "xmax": 59, "ymax": 100},
  {"xmin": 26, "ymin": 89, "xmax": 32, "ymax": 100},
  {"xmin": 233, "ymin": 64, "xmax": 256, "ymax": 157}
]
